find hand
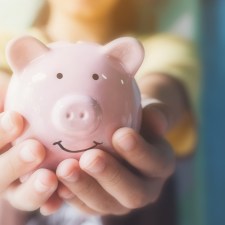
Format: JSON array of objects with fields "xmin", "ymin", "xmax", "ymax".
[
  {"xmin": 54, "ymin": 101, "xmax": 175, "ymax": 216},
  {"xmin": 0, "ymin": 73, "xmax": 61, "ymax": 213},
  {"xmin": 0, "ymin": 110, "xmax": 61, "ymax": 212},
  {"xmin": 0, "ymin": 73, "xmax": 10, "ymax": 112}
]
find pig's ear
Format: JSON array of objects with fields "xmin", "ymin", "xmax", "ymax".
[
  {"xmin": 6, "ymin": 36, "xmax": 50, "ymax": 72},
  {"xmin": 103, "ymin": 37, "xmax": 144, "ymax": 76}
]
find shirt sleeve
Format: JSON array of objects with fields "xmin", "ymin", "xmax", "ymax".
[{"xmin": 136, "ymin": 34, "xmax": 201, "ymax": 157}]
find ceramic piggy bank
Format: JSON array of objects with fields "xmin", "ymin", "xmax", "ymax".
[{"xmin": 5, "ymin": 36, "xmax": 144, "ymax": 169}]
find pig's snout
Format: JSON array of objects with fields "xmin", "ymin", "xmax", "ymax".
[{"xmin": 52, "ymin": 95, "xmax": 102, "ymax": 136}]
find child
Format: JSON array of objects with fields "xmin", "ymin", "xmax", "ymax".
[{"xmin": 0, "ymin": 0, "xmax": 200, "ymax": 224}]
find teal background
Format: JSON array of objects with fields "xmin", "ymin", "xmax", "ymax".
[{"xmin": 201, "ymin": 0, "xmax": 225, "ymax": 224}]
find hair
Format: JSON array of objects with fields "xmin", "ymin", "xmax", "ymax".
[
  {"xmin": 33, "ymin": 0, "xmax": 168, "ymax": 35},
  {"xmin": 33, "ymin": 1, "xmax": 49, "ymax": 27}
]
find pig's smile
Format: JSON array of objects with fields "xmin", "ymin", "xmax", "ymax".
[{"xmin": 53, "ymin": 140, "xmax": 103, "ymax": 153}]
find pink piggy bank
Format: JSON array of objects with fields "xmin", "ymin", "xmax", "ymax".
[{"xmin": 5, "ymin": 36, "xmax": 144, "ymax": 169}]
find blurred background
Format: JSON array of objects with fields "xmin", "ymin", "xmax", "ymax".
[{"xmin": 0, "ymin": 0, "xmax": 224, "ymax": 225}]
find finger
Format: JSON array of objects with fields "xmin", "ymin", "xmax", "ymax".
[
  {"xmin": 57, "ymin": 159, "xmax": 128, "ymax": 215},
  {"xmin": 5, "ymin": 169, "xmax": 58, "ymax": 211},
  {"xmin": 0, "ymin": 139, "xmax": 46, "ymax": 194},
  {"xmin": 67, "ymin": 197, "xmax": 99, "ymax": 215},
  {"xmin": 112, "ymin": 128, "xmax": 175, "ymax": 178},
  {"xmin": 58, "ymin": 185, "xmax": 98, "ymax": 215},
  {"xmin": 40, "ymin": 192, "xmax": 63, "ymax": 216},
  {"xmin": 0, "ymin": 111, "xmax": 24, "ymax": 149},
  {"xmin": 80, "ymin": 150, "xmax": 163, "ymax": 210}
]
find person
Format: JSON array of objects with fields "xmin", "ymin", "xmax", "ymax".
[{"xmin": 0, "ymin": 0, "xmax": 200, "ymax": 224}]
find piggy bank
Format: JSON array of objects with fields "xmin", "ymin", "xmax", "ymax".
[{"xmin": 5, "ymin": 36, "xmax": 144, "ymax": 169}]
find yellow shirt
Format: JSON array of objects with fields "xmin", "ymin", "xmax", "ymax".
[{"xmin": 0, "ymin": 28, "xmax": 201, "ymax": 157}]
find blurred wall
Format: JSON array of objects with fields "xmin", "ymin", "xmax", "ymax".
[
  {"xmin": 0, "ymin": 0, "xmax": 43, "ymax": 31},
  {"xmin": 158, "ymin": 0, "xmax": 200, "ymax": 39}
]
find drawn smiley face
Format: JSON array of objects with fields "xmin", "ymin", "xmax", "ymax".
[{"xmin": 53, "ymin": 140, "xmax": 103, "ymax": 153}]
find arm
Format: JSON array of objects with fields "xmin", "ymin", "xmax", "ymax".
[{"xmin": 102, "ymin": 73, "xmax": 188, "ymax": 225}]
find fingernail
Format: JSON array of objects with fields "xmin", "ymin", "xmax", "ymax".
[
  {"xmin": 1, "ymin": 112, "xmax": 14, "ymax": 131},
  {"xmin": 63, "ymin": 171, "xmax": 79, "ymax": 182},
  {"xmin": 34, "ymin": 175, "xmax": 51, "ymax": 193},
  {"xmin": 116, "ymin": 132, "xmax": 136, "ymax": 151},
  {"xmin": 58, "ymin": 166, "xmax": 79, "ymax": 182},
  {"xmin": 59, "ymin": 188, "xmax": 74, "ymax": 200},
  {"xmin": 20, "ymin": 145, "xmax": 38, "ymax": 162},
  {"xmin": 82, "ymin": 156, "xmax": 105, "ymax": 174}
]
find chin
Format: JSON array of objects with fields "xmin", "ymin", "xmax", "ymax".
[
  {"xmin": 68, "ymin": 9, "xmax": 108, "ymax": 21},
  {"xmin": 61, "ymin": 0, "xmax": 116, "ymax": 20}
]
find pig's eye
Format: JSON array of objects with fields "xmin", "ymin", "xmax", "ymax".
[
  {"xmin": 92, "ymin": 74, "xmax": 99, "ymax": 80},
  {"xmin": 57, "ymin": 73, "xmax": 63, "ymax": 79}
]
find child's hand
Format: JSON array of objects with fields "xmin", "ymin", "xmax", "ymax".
[
  {"xmin": 53, "ymin": 102, "xmax": 175, "ymax": 216},
  {"xmin": 0, "ymin": 111, "xmax": 60, "ymax": 212},
  {"xmin": 0, "ymin": 73, "xmax": 10, "ymax": 112}
]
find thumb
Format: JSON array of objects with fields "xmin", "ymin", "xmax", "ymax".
[{"xmin": 141, "ymin": 98, "xmax": 172, "ymax": 137}]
